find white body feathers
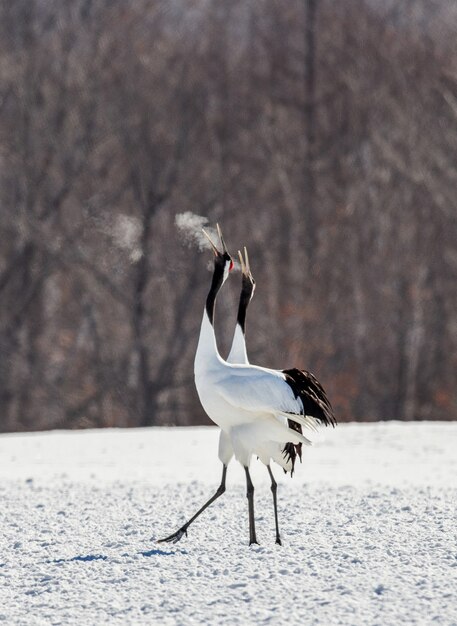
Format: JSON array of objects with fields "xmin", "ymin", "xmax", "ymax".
[{"xmin": 195, "ymin": 311, "xmax": 313, "ymax": 469}]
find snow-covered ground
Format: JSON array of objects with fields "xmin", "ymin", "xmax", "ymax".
[{"xmin": 0, "ymin": 422, "xmax": 456, "ymax": 625}]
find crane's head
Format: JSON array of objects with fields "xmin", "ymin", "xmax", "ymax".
[
  {"xmin": 238, "ymin": 247, "xmax": 256, "ymax": 300},
  {"xmin": 202, "ymin": 223, "xmax": 234, "ymax": 285}
]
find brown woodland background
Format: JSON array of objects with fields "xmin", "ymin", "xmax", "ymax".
[{"xmin": 1, "ymin": 0, "xmax": 457, "ymax": 431}]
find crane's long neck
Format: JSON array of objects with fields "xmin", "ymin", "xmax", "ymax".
[
  {"xmin": 205, "ymin": 268, "xmax": 222, "ymax": 326},
  {"xmin": 195, "ymin": 264, "xmax": 225, "ymax": 370},
  {"xmin": 237, "ymin": 285, "xmax": 251, "ymax": 335},
  {"xmin": 227, "ymin": 279, "xmax": 252, "ymax": 364},
  {"xmin": 227, "ymin": 324, "xmax": 248, "ymax": 364}
]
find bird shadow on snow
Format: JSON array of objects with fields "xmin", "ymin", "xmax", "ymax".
[
  {"xmin": 52, "ymin": 554, "xmax": 108, "ymax": 564},
  {"xmin": 50, "ymin": 549, "xmax": 185, "ymax": 564},
  {"xmin": 140, "ymin": 548, "xmax": 179, "ymax": 557}
]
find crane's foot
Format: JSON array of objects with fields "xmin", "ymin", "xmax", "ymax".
[
  {"xmin": 275, "ymin": 537, "xmax": 282, "ymax": 546},
  {"xmin": 158, "ymin": 528, "xmax": 187, "ymax": 544}
]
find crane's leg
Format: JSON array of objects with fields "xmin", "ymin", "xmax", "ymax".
[
  {"xmin": 158, "ymin": 464, "xmax": 227, "ymax": 544},
  {"xmin": 244, "ymin": 467, "xmax": 258, "ymax": 545},
  {"xmin": 267, "ymin": 465, "xmax": 282, "ymax": 545}
]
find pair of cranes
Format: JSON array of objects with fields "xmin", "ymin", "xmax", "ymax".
[{"xmin": 159, "ymin": 225, "xmax": 336, "ymax": 546}]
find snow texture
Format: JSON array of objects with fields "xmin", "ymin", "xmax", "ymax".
[{"xmin": 0, "ymin": 422, "xmax": 456, "ymax": 625}]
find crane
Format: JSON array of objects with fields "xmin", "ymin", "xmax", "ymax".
[
  {"xmin": 226, "ymin": 247, "xmax": 303, "ymax": 544},
  {"xmin": 159, "ymin": 226, "xmax": 335, "ymax": 546}
]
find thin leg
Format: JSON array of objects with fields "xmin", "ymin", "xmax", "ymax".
[
  {"xmin": 158, "ymin": 465, "xmax": 227, "ymax": 544},
  {"xmin": 267, "ymin": 465, "xmax": 282, "ymax": 545},
  {"xmin": 244, "ymin": 466, "xmax": 258, "ymax": 545}
]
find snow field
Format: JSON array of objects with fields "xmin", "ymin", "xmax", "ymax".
[{"xmin": 0, "ymin": 422, "xmax": 456, "ymax": 625}]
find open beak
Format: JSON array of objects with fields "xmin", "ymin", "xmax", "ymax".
[
  {"xmin": 202, "ymin": 223, "xmax": 230, "ymax": 257},
  {"xmin": 243, "ymin": 247, "xmax": 252, "ymax": 278},
  {"xmin": 238, "ymin": 247, "xmax": 253, "ymax": 279},
  {"xmin": 216, "ymin": 223, "xmax": 229, "ymax": 255},
  {"xmin": 238, "ymin": 250, "xmax": 246, "ymax": 274},
  {"xmin": 201, "ymin": 228, "xmax": 220, "ymax": 256}
]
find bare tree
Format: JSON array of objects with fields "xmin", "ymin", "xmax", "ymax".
[{"xmin": 1, "ymin": 0, "xmax": 456, "ymax": 431}]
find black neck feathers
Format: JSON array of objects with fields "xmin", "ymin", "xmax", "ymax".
[
  {"xmin": 205, "ymin": 262, "xmax": 225, "ymax": 324},
  {"xmin": 237, "ymin": 276, "xmax": 253, "ymax": 334}
]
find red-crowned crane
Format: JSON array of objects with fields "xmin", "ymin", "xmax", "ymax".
[
  {"xmin": 159, "ymin": 226, "xmax": 336, "ymax": 546},
  {"xmin": 226, "ymin": 248, "xmax": 307, "ymax": 544}
]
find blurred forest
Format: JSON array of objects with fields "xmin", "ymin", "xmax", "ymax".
[{"xmin": 1, "ymin": 0, "xmax": 457, "ymax": 431}]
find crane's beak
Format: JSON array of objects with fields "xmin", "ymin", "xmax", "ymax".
[
  {"xmin": 238, "ymin": 247, "xmax": 253, "ymax": 279},
  {"xmin": 201, "ymin": 228, "xmax": 220, "ymax": 256},
  {"xmin": 216, "ymin": 223, "xmax": 229, "ymax": 255},
  {"xmin": 238, "ymin": 250, "xmax": 246, "ymax": 274},
  {"xmin": 243, "ymin": 246, "xmax": 252, "ymax": 279},
  {"xmin": 202, "ymin": 224, "xmax": 230, "ymax": 258}
]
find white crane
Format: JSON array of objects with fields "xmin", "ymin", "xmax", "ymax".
[
  {"xmin": 226, "ymin": 248, "xmax": 303, "ymax": 544},
  {"xmin": 159, "ymin": 226, "xmax": 336, "ymax": 546}
]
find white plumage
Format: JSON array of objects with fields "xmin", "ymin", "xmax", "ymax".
[
  {"xmin": 227, "ymin": 324, "xmax": 248, "ymax": 365},
  {"xmin": 159, "ymin": 226, "xmax": 335, "ymax": 546},
  {"xmin": 225, "ymin": 249, "xmax": 307, "ymax": 475},
  {"xmin": 195, "ymin": 311, "xmax": 314, "ymax": 468}
]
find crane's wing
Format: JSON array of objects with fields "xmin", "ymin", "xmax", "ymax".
[
  {"xmin": 219, "ymin": 364, "xmax": 336, "ymax": 428},
  {"xmin": 218, "ymin": 365, "xmax": 300, "ymax": 414},
  {"xmin": 282, "ymin": 368, "xmax": 336, "ymax": 427}
]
